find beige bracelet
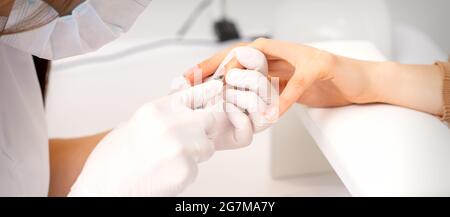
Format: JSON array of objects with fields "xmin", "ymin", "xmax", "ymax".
[{"xmin": 435, "ymin": 61, "xmax": 450, "ymax": 123}]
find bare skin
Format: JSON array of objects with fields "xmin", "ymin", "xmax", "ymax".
[
  {"xmin": 185, "ymin": 38, "xmax": 444, "ymax": 120},
  {"xmin": 48, "ymin": 131, "xmax": 108, "ymax": 197}
]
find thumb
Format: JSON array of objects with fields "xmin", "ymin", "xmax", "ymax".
[
  {"xmin": 225, "ymin": 103, "xmax": 253, "ymax": 147},
  {"xmin": 265, "ymin": 67, "xmax": 317, "ymax": 121},
  {"xmin": 190, "ymin": 110, "xmax": 216, "ymax": 162}
]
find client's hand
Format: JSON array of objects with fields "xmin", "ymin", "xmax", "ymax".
[{"xmin": 185, "ymin": 38, "xmax": 375, "ymax": 120}]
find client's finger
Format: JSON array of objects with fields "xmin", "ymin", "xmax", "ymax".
[{"xmin": 184, "ymin": 42, "xmax": 249, "ymax": 84}]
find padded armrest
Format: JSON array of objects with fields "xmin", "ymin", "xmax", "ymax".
[{"xmin": 298, "ymin": 41, "xmax": 450, "ymax": 196}]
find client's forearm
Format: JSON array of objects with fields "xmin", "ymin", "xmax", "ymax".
[
  {"xmin": 336, "ymin": 56, "xmax": 444, "ymax": 116},
  {"xmin": 369, "ymin": 62, "xmax": 444, "ymax": 116}
]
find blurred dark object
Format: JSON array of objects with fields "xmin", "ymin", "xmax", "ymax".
[{"xmin": 214, "ymin": 18, "xmax": 240, "ymax": 42}]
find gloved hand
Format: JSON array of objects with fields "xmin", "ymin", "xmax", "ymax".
[
  {"xmin": 68, "ymin": 80, "xmax": 223, "ymax": 196},
  {"xmin": 171, "ymin": 76, "xmax": 253, "ymax": 150},
  {"xmin": 171, "ymin": 47, "xmax": 277, "ymax": 149},
  {"xmin": 220, "ymin": 46, "xmax": 278, "ymax": 133}
]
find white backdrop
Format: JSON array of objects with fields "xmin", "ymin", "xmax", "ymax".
[{"xmin": 122, "ymin": 0, "xmax": 450, "ymax": 54}]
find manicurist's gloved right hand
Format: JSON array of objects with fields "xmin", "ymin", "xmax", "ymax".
[
  {"xmin": 68, "ymin": 80, "xmax": 223, "ymax": 196},
  {"xmin": 171, "ymin": 75, "xmax": 254, "ymax": 150},
  {"xmin": 173, "ymin": 47, "xmax": 277, "ymax": 150}
]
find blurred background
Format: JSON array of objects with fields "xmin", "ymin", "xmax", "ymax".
[
  {"xmin": 124, "ymin": 0, "xmax": 450, "ymax": 60},
  {"xmin": 46, "ymin": 0, "xmax": 450, "ymax": 196}
]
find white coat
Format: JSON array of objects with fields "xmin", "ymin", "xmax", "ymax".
[{"xmin": 0, "ymin": 0, "xmax": 150, "ymax": 196}]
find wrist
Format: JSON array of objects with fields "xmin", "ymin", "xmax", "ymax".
[
  {"xmin": 331, "ymin": 55, "xmax": 383, "ymax": 104},
  {"xmin": 365, "ymin": 61, "xmax": 400, "ymax": 104},
  {"xmin": 368, "ymin": 62, "xmax": 444, "ymax": 116}
]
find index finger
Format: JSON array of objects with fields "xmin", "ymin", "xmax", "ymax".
[
  {"xmin": 185, "ymin": 42, "xmax": 249, "ymax": 85},
  {"xmin": 248, "ymin": 38, "xmax": 302, "ymax": 66}
]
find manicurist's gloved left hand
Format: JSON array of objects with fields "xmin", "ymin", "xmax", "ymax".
[
  {"xmin": 219, "ymin": 47, "xmax": 278, "ymax": 133},
  {"xmin": 68, "ymin": 81, "xmax": 223, "ymax": 196}
]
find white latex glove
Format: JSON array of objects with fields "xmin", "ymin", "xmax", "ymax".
[
  {"xmin": 171, "ymin": 47, "xmax": 276, "ymax": 150},
  {"xmin": 68, "ymin": 80, "xmax": 223, "ymax": 196},
  {"xmin": 171, "ymin": 76, "xmax": 253, "ymax": 150},
  {"xmin": 220, "ymin": 47, "xmax": 278, "ymax": 133}
]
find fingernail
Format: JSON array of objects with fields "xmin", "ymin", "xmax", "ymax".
[{"xmin": 264, "ymin": 105, "xmax": 278, "ymax": 122}]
